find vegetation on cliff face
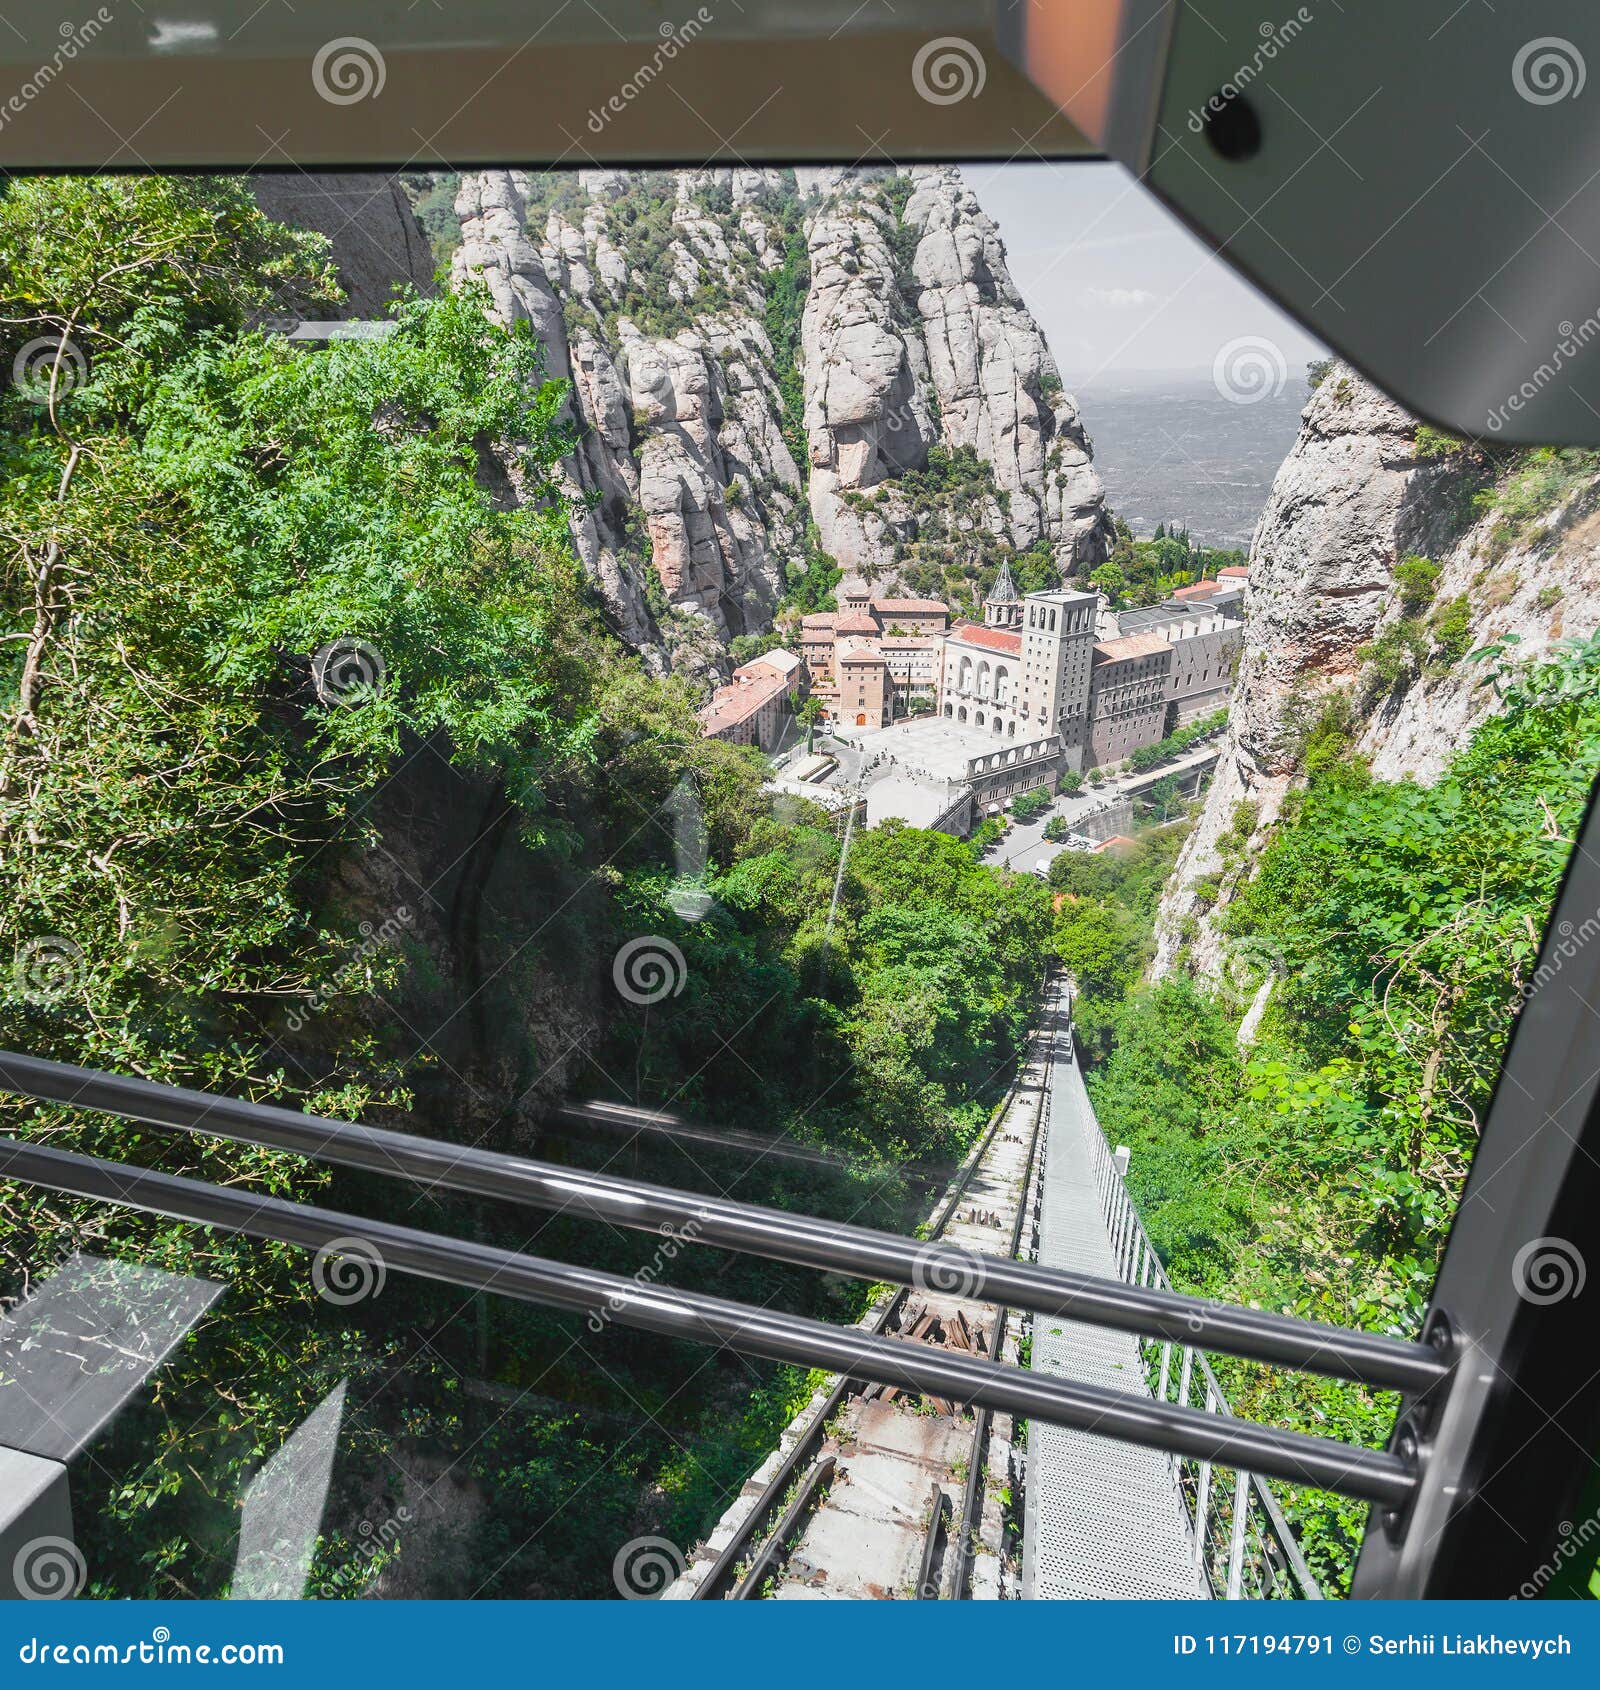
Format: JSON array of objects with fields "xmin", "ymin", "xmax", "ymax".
[
  {"xmin": 1078, "ymin": 635, "xmax": 1600, "ymax": 1590},
  {"xmin": 761, "ymin": 210, "xmax": 810, "ymax": 480},
  {"xmin": 0, "ymin": 175, "xmax": 1051, "ymax": 1599}
]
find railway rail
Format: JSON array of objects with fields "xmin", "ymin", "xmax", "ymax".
[
  {"xmin": 0, "ymin": 994, "xmax": 1438, "ymax": 1604},
  {"xmin": 674, "ymin": 1019, "xmax": 1051, "ymax": 1600}
]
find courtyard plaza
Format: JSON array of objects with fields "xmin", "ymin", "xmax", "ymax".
[{"xmin": 844, "ymin": 715, "xmax": 1013, "ymax": 784}]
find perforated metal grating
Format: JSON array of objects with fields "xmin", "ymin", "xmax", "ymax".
[{"xmin": 1022, "ymin": 1018, "xmax": 1209, "ymax": 1601}]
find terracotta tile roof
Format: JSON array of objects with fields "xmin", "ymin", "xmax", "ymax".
[
  {"xmin": 879, "ymin": 636, "xmax": 937, "ymax": 649},
  {"xmin": 800, "ymin": 613, "xmax": 838, "ymax": 630},
  {"xmin": 946, "ymin": 620, "xmax": 1023, "ymax": 657},
  {"xmin": 1094, "ymin": 632, "xmax": 1173, "ymax": 663},
  {"xmin": 873, "ymin": 597, "xmax": 948, "ymax": 614},
  {"xmin": 834, "ymin": 612, "xmax": 880, "ymax": 634},
  {"xmin": 1171, "ymin": 580, "xmax": 1222, "ymax": 600},
  {"xmin": 837, "ymin": 636, "xmax": 886, "ymax": 665},
  {"xmin": 699, "ymin": 671, "xmax": 789, "ymax": 733},
  {"xmin": 1218, "ymin": 565, "xmax": 1249, "ymax": 579}
]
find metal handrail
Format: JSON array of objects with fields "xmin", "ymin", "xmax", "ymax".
[
  {"xmin": 0, "ymin": 1135, "xmax": 1416, "ymax": 1506},
  {"xmin": 0, "ymin": 1049, "xmax": 1446, "ymax": 1397},
  {"xmin": 1084, "ymin": 1110, "xmax": 1324, "ymax": 1599}
]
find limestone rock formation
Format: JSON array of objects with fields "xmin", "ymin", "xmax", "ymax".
[
  {"xmin": 448, "ymin": 168, "xmax": 818, "ymax": 670},
  {"xmin": 437, "ymin": 165, "xmax": 1110, "ymax": 672},
  {"xmin": 251, "ymin": 175, "xmax": 436, "ymax": 315},
  {"xmin": 802, "ymin": 168, "xmax": 1112, "ymax": 587},
  {"xmin": 1153, "ymin": 365, "xmax": 1600, "ymax": 977}
]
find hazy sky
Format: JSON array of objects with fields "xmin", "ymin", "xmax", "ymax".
[{"xmin": 970, "ymin": 160, "xmax": 1329, "ymax": 387}]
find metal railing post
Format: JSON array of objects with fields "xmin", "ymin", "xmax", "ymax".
[
  {"xmin": 1226, "ymin": 1467, "xmax": 1250, "ymax": 1599},
  {"xmin": 1194, "ymin": 1386, "xmax": 1216, "ymax": 1576}
]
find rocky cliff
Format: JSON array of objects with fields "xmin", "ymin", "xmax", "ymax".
[
  {"xmin": 797, "ymin": 168, "xmax": 1111, "ymax": 588},
  {"xmin": 1153, "ymin": 365, "xmax": 1600, "ymax": 978},
  {"xmin": 253, "ymin": 174, "xmax": 438, "ymax": 314},
  {"xmin": 433, "ymin": 165, "xmax": 1110, "ymax": 672}
]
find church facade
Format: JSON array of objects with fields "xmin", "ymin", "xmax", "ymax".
[{"xmin": 936, "ymin": 563, "xmax": 1100, "ymax": 770}]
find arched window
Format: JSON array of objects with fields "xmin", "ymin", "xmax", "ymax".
[{"xmin": 975, "ymin": 710, "xmax": 986, "ymax": 728}]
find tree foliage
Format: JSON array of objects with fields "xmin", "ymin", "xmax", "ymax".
[
  {"xmin": 0, "ymin": 171, "xmax": 1056, "ymax": 1601},
  {"xmin": 1082, "ymin": 635, "xmax": 1600, "ymax": 1590}
]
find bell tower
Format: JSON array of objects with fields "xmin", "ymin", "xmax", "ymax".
[{"xmin": 984, "ymin": 558, "xmax": 1022, "ymax": 630}]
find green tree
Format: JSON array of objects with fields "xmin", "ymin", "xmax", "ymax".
[{"xmin": 1011, "ymin": 786, "xmax": 1052, "ymax": 822}]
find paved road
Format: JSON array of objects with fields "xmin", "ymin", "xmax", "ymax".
[
  {"xmin": 989, "ymin": 779, "xmax": 1162, "ymax": 876},
  {"xmin": 989, "ymin": 742, "xmax": 1220, "ymax": 875},
  {"xmin": 792, "ymin": 731, "xmax": 1220, "ymax": 876}
]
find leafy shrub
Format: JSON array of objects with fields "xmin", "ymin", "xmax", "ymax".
[
  {"xmin": 1428, "ymin": 594, "xmax": 1473, "ymax": 666},
  {"xmin": 1392, "ymin": 553, "xmax": 1440, "ymax": 613}
]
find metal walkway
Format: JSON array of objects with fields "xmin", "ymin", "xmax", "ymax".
[
  {"xmin": 1022, "ymin": 992, "xmax": 1319, "ymax": 1600},
  {"xmin": 1023, "ymin": 1000, "xmax": 1207, "ymax": 1599}
]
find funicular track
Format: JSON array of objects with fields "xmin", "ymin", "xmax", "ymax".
[
  {"xmin": 0, "ymin": 1011, "xmax": 1436, "ymax": 1604},
  {"xmin": 671, "ymin": 1017, "xmax": 1051, "ymax": 1600}
]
